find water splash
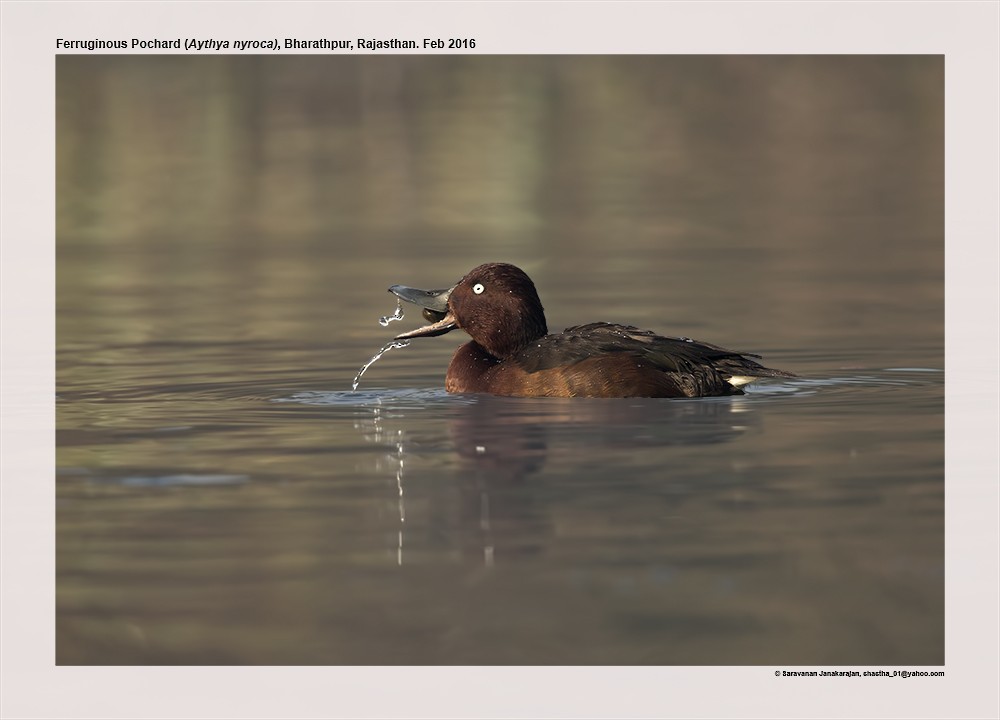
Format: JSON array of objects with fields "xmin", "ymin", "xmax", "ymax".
[
  {"xmin": 352, "ymin": 339, "xmax": 410, "ymax": 391},
  {"xmin": 379, "ymin": 299, "xmax": 405, "ymax": 327},
  {"xmin": 352, "ymin": 299, "xmax": 410, "ymax": 391}
]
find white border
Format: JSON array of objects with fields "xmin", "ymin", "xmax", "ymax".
[{"xmin": 2, "ymin": 2, "xmax": 998, "ymax": 718}]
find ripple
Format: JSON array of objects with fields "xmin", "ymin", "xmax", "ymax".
[
  {"xmin": 116, "ymin": 473, "xmax": 249, "ymax": 487},
  {"xmin": 745, "ymin": 369, "xmax": 942, "ymax": 401},
  {"xmin": 273, "ymin": 368, "xmax": 942, "ymax": 407},
  {"xmin": 273, "ymin": 387, "xmax": 464, "ymax": 408}
]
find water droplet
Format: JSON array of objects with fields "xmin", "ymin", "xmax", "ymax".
[{"xmin": 379, "ymin": 299, "xmax": 405, "ymax": 327}]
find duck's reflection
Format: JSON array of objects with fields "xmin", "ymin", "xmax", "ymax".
[{"xmin": 354, "ymin": 393, "xmax": 761, "ymax": 567}]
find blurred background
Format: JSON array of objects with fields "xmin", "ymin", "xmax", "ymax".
[
  {"xmin": 56, "ymin": 56, "xmax": 943, "ymax": 665},
  {"xmin": 57, "ymin": 55, "xmax": 941, "ymax": 355}
]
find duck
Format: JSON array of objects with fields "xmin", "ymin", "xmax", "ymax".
[{"xmin": 388, "ymin": 262, "xmax": 796, "ymax": 398}]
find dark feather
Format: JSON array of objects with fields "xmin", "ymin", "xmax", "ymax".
[{"xmin": 518, "ymin": 322, "xmax": 795, "ymax": 382}]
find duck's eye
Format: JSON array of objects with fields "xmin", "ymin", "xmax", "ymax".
[{"xmin": 472, "ymin": 283, "xmax": 485, "ymax": 295}]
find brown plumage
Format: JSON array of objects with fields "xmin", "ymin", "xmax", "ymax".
[{"xmin": 389, "ymin": 263, "xmax": 796, "ymax": 398}]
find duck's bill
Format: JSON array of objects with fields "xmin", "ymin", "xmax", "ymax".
[
  {"xmin": 387, "ymin": 283, "xmax": 458, "ymax": 339},
  {"xmin": 388, "ymin": 284, "xmax": 452, "ymax": 313},
  {"xmin": 393, "ymin": 311, "xmax": 458, "ymax": 339}
]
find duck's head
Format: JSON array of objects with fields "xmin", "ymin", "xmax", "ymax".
[{"xmin": 389, "ymin": 262, "xmax": 548, "ymax": 359}]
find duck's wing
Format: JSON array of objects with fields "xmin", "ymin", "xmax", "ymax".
[{"xmin": 521, "ymin": 323, "xmax": 795, "ymax": 382}]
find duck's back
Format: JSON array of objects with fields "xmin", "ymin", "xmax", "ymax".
[{"xmin": 507, "ymin": 322, "xmax": 794, "ymax": 398}]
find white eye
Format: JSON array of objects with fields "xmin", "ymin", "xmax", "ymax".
[{"xmin": 473, "ymin": 283, "xmax": 485, "ymax": 295}]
